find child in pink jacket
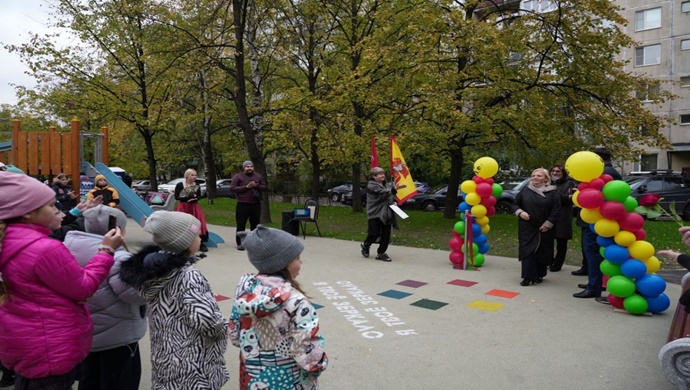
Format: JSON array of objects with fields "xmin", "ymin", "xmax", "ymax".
[{"xmin": 0, "ymin": 172, "xmax": 123, "ymax": 389}]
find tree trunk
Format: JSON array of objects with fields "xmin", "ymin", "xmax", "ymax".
[{"xmin": 443, "ymin": 148, "xmax": 465, "ymax": 219}]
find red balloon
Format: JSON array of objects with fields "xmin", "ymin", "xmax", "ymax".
[
  {"xmin": 608, "ymin": 294, "xmax": 625, "ymax": 309},
  {"xmin": 449, "ymin": 237, "xmax": 464, "ymax": 251},
  {"xmin": 452, "ymin": 229, "xmax": 462, "ymax": 238},
  {"xmin": 476, "ymin": 182, "xmax": 493, "ymax": 197},
  {"xmin": 481, "ymin": 196, "xmax": 497, "ymax": 208},
  {"xmin": 619, "ymin": 212, "xmax": 645, "ymax": 231},
  {"xmin": 599, "ymin": 201, "xmax": 626, "ymax": 220},
  {"xmin": 577, "ymin": 182, "xmax": 590, "ymax": 191},
  {"xmin": 600, "ymin": 174, "xmax": 613, "ymax": 183},
  {"xmin": 633, "ymin": 228, "xmax": 647, "ymax": 241},
  {"xmin": 589, "ymin": 178, "xmax": 605, "ymax": 190},
  {"xmin": 473, "ymin": 176, "xmax": 485, "ymax": 184},
  {"xmin": 578, "ymin": 189, "xmax": 605, "ymax": 209},
  {"xmin": 486, "ymin": 206, "xmax": 496, "ymax": 217},
  {"xmin": 449, "ymin": 251, "xmax": 464, "ymax": 265},
  {"xmin": 485, "ymin": 178, "xmax": 494, "ymax": 185}
]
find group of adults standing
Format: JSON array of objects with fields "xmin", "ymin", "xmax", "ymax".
[{"xmin": 512, "ymin": 147, "xmax": 620, "ymax": 302}]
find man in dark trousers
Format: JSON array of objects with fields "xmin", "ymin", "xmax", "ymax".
[
  {"xmin": 573, "ymin": 147, "xmax": 622, "ymax": 300},
  {"xmin": 230, "ymin": 161, "xmax": 267, "ymax": 250}
]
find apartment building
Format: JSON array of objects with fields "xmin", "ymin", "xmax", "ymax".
[{"xmin": 615, "ymin": 1, "xmax": 690, "ymax": 174}]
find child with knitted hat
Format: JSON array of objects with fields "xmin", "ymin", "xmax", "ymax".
[
  {"xmin": 228, "ymin": 225, "xmax": 328, "ymax": 389},
  {"xmin": 0, "ymin": 172, "xmax": 123, "ymax": 389},
  {"xmin": 119, "ymin": 211, "xmax": 228, "ymax": 390},
  {"xmin": 87, "ymin": 174, "xmax": 120, "ymax": 207},
  {"xmin": 63, "ymin": 205, "xmax": 147, "ymax": 390}
]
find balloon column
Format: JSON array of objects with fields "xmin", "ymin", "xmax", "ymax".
[
  {"xmin": 449, "ymin": 157, "xmax": 503, "ymax": 270},
  {"xmin": 566, "ymin": 151, "xmax": 670, "ymax": 315}
]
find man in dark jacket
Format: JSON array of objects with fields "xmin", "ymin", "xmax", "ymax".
[
  {"xmin": 573, "ymin": 147, "xmax": 622, "ymax": 299},
  {"xmin": 230, "ymin": 161, "xmax": 267, "ymax": 250}
]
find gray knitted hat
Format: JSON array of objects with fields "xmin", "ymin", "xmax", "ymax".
[
  {"xmin": 242, "ymin": 160, "xmax": 253, "ymax": 168},
  {"xmin": 144, "ymin": 211, "xmax": 201, "ymax": 254},
  {"xmin": 83, "ymin": 205, "xmax": 128, "ymax": 235},
  {"xmin": 239, "ymin": 225, "xmax": 304, "ymax": 273}
]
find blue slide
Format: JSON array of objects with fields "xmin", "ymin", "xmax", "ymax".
[{"xmin": 94, "ymin": 163, "xmax": 224, "ymax": 248}]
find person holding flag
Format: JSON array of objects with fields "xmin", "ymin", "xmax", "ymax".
[{"xmin": 360, "ymin": 167, "xmax": 406, "ymax": 262}]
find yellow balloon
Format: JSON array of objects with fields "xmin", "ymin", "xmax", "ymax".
[
  {"xmin": 614, "ymin": 231, "xmax": 636, "ymax": 247},
  {"xmin": 481, "ymin": 224, "xmax": 490, "ymax": 234},
  {"xmin": 628, "ymin": 240, "xmax": 655, "ymax": 260},
  {"xmin": 465, "ymin": 192, "xmax": 481, "ymax": 206},
  {"xmin": 580, "ymin": 208, "xmax": 603, "ymax": 224},
  {"xmin": 565, "ymin": 151, "xmax": 604, "ymax": 182},
  {"xmin": 461, "ymin": 180, "xmax": 477, "ymax": 194},
  {"xmin": 594, "ymin": 218, "xmax": 619, "ymax": 237},
  {"xmin": 476, "ymin": 216, "xmax": 490, "ymax": 226},
  {"xmin": 471, "ymin": 204, "xmax": 488, "ymax": 218},
  {"xmin": 572, "ymin": 190, "xmax": 581, "ymax": 208},
  {"xmin": 474, "ymin": 157, "xmax": 499, "ymax": 179},
  {"xmin": 643, "ymin": 256, "xmax": 661, "ymax": 274}
]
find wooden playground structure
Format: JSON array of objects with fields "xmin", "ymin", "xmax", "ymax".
[{"xmin": 0, "ymin": 118, "xmax": 109, "ymax": 191}]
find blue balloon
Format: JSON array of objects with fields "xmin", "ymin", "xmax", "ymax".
[
  {"xmin": 636, "ymin": 274, "xmax": 666, "ymax": 298},
  {"xmin": 620, "ymin": 259, "xmax": 647, "ymax": 280},
  {"xmin": 474, "ymin": 233, "xmax": 488, "ymax": 246},
  {"xmin": 471, "ymin": 223, "xmax": 482, "ymax": 237},
  {"xmin": 603, "ymin": 245, "xmax": 630, "ymax": 264},
  {"xmin": 589, "ymin": 223, "xmax": 596, "ymax": 233},
  {"xmin": 646, "ymin": 293, "xmax": 671, "ymax": 313},
  {"xmin": 596, "ymin": 236, "xmax": 616, "ymax": 248},
  {"xmin": 479, "ymin": 243, "xmax": 490, "ymax": 254},
  {"xmin": 459, "ymin": 202, "xmax": 471, "ymax": 212}
]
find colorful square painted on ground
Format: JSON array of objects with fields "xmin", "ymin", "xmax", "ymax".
[
  {"xmin": 485, "ymin": 289, "xmax": 520, "ymax": 299},
  {"xmin": 468, "ymin": 300, "xmax": 505, "ymax": 312},
  {"xmin": 410, "ymin": 299, "xmax": 448, "ymax": 310},
  {"xmin": 378, "ymin": 289, "xmax": 413, "ymax": 299},
  {"xmin": 214, "ymin": 294, "xmax": 230, "ymax": 302},
  {"xmin": 397, "ymin": 280, "xmax": 428, "ymax": 288},
  {"xmin": 447, "ymin": 279, "xmax": 478, "ymax": 287},
  {"xmin": 312, "ymin": 303, "xmax": 324, "ymax": 310}
]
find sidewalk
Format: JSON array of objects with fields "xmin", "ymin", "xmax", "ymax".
[{"xmin": 125, "ymin": 222, "xmax": 679, "ymax": 390}]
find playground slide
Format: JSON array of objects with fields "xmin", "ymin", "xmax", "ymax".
[{"xmin": 93, "ymin": 163, "xmax": 224, "ymax": 248}]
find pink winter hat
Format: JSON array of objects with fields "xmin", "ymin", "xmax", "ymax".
[{"xmin": 0, "ymin": 172, "xmax": 57, "ymax": 220}]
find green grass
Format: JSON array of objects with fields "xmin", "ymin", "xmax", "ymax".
[{"xmin": 201, "ymin": 199, "xmax": 688, "ymax": 269}]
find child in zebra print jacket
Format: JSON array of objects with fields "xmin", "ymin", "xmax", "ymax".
[{"xmin": 229, "ymin": 225, "xmax": 328, "ymax": 390}]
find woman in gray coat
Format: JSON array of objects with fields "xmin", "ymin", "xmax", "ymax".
[{"xmin": 360, "ymin": 167, "xmax": 405, "ymax": 262}]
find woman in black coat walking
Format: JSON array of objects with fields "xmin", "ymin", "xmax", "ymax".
[
  {"xmin": 513, "ymin": 168, "xmax": 561, "ymax": 286},
  {"xmin": 548, "ymin": 164, "xmax": 576, "ymax": 272}
]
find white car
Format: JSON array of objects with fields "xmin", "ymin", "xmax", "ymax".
[{"xmin": 158, "ymin": 178, "xmax": 207, "ymax": 196}]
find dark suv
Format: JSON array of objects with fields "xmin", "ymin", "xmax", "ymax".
[{"xmin": 624, "ymin": 170, "xmax": 690, "ymax": 220}]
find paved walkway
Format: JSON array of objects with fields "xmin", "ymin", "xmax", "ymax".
[{"xmin": 122, "ymin": 222, "xmax": 679, "ymax": 389}]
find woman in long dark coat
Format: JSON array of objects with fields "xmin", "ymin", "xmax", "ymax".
[
  {"xmin": 513, "ymin": 168, "xmax": 561, "ymax": 286},
  {"xmin": 548, "ymin": 164, "xmax": 575, "ymax": 272}
]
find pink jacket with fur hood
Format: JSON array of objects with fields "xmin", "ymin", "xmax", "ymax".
[{"xmin": 0, "ymin": 223, "xmax": 114, "ymax": 378}]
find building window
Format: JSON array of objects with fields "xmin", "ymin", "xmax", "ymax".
[
  {"xmin": 636, "ymin": 44, "xmax": 661, "ymax": 66},
  {"xmin": 681, "ymin": 114, "xmax": 690, "ymax": 125},
  {"xmin": 683, "ymin": 2, "xmax": 690, "ymax": 13},
  {"xmin": 636, "ymin": 82, "xmax": 660, "ymax": 101},
  {"xmin": 682, "ymin": 40, "xmax": 690, "ymax": 51},
  {"xmin": 635, "ymin": 8, "xmax": 661, "ymax": 31},
  {"xmin": 681, "ymin": 76, "xmax": 690, "ymax": 87},
  {"xmin": 641, "ymin": 154, "xmax": 658, "ymax": 171}
]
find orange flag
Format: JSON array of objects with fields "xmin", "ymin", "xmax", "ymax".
[{"xmin": 389, "ymin": 135, "xmax": 418, "ymax": 205}]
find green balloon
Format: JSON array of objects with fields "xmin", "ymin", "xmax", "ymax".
[
  {"xmin": 623, "ymin": 295, "xmax": 649, "ymax": 315},
  {"xmin": 623, "ymin": 196, "xmax": 639, "ymax": 212},
  {"xmin": 600, "ymin": 259, "xmax": 622, "ymax": 277},
  {"xmin": 454, "ymin": 221, "xmax": 465, "ymax": 234},
  {"xmin": 491, "ymin": 183, "xmax": 503, "ymax": 197},
  {"xmin": 461, "ymin": 243, "xmax": 479, "ymax": 254},
  {"xmin": 602, "ymin": 180, "xmax": 631, "ymax": 202},
  {"xmin": 472, "ymin": 253, "xmax": 486, "ymax": 267},
  {"xmin": 607, "ymin": 275, "xmax": 636, "ymax": 298}
]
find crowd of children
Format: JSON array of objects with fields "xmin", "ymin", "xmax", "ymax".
[{"xmin": 0, "ymin": 170, "xmax": 328, "ymax": 390}]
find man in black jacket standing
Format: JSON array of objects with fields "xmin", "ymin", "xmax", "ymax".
[{"xmin": 230, "ymin": 161, "xmax": 267, "ymax": 250}]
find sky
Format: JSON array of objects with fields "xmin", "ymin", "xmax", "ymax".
[{"xmin": 0, "ymin": 0, "xmax": 52, "ymax": 105}]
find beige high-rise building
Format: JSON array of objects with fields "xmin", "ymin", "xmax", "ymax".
[{"xmin": 614, "ymin": 0, "xmax": 690, "ymax": 174}]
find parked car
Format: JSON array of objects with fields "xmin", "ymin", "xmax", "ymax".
[
  {"xmin": 131, "ymin": 179, "xmax": 152, "ymax": 191},
  {"xmin": 343, "ymin": 188, "xmax": 368, "ymax": 206},
  {"xmin": 159, "ymin": 178, "xmax": 207, "ymax": 197},
  {"xmin": 403, "ymin": 184, "xmax": 463, "ymax": 211},
  {"xmin": 624, "ymin": 170, "xmax": 690, "ymax": 220},
  {"xmin": 495, "ymin": 178, "xmax": 530, "ymax": 214},
  {"xmin": 414, "ymin": 181, "xmax": 431, "ymax": 194},
  {"xmin": 499, "ymin": 177, "xmax": 529, "ymax": 191},
  {"xmin": 215, "ymin": 178, "xmax": 237, "ymax": 198},
  {"xmin": 327, "ymin": 183, "xmax": 355, "ymax": 202}
]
